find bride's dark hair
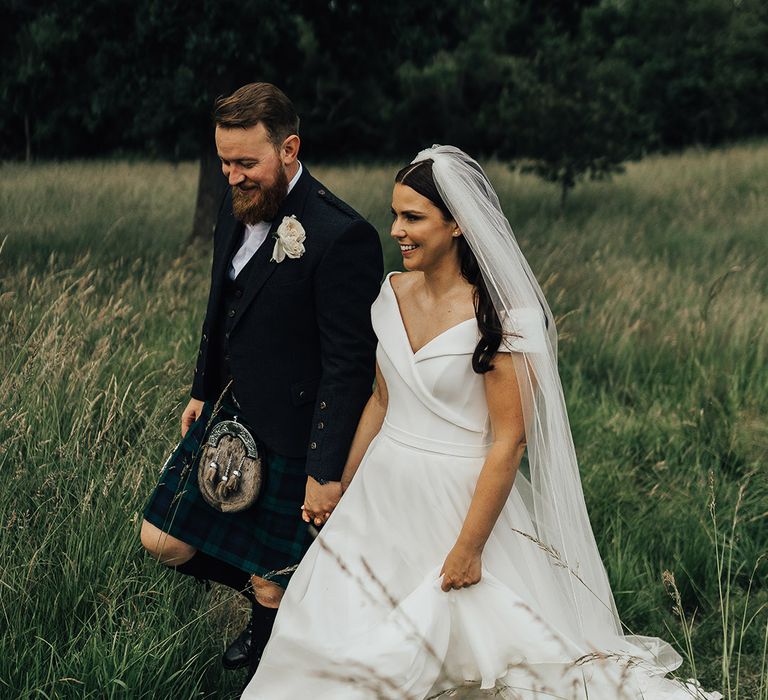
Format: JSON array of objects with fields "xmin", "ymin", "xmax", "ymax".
[{"xmin": 395, "ymin": 159, "xmax": 502, "ymax": 373}]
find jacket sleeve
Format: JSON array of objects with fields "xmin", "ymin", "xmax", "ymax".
[
  {"xmin": 304, "ymin": 219, "xmax": 384, "ymax": 480},
  {"xmin": 190, "ymin": 329, "xmax": 208, "ymax": 400},
  {"xmin": 190, "ymin": 189, "xmax": 231, "ymax": 400}
]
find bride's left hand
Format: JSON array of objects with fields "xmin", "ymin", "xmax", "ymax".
[{"xmin": 439, "ymin": 543, "xmax": 482, "ymax": 592}]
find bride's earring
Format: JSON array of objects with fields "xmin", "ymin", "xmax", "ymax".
[{"xmin": 453, "ymin": 229, "xmax": 461, "ymax": 237}]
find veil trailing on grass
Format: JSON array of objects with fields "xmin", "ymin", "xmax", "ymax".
[{"xmin": 412, "ymin": 145, "xmax": 679, "ymax": 667}]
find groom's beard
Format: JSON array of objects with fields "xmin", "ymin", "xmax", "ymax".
[{"xmin": 231, "ymin": 166, "xmax": 289, "ymax": 225}]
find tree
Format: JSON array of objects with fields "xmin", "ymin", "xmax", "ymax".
[
  {"xmin": 507, "ymin": 24, "xmax": 649, "ymax": 207},
  {"xmin": 398, "ymin": 0, "xmax": 648, "ymax": 206},
  {"xmin": 1, "ymin": 3, "xmax": 100, "ymax": 161},
  {"xmin": 585, "ymin": 0, "xmax": 768, "ymax": 150},
  {"xmin": 288, "ymin": 0, "xmax": 467, "ymax": 160}
]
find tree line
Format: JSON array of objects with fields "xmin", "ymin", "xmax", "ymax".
[{"xmin": 2, "ymin": 0, "xmax": 767, "ymax": 229}]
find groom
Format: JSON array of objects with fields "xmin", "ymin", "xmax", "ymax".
[{"xmin": 141, "ymin": 82, "xmax": 383, "ymax": 671}]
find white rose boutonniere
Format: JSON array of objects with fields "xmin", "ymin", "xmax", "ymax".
[{"xmin": 271, "ymin": 215, "xmax": 306, "ymax": 263}]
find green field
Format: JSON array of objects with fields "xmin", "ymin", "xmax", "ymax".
[{"xmin": 1, "ymin": 144, "xmax": 766, "ymax": 699}]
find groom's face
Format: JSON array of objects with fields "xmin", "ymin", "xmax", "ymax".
[{"xmin": 216, "ymin": 123, "xmax": 289, "ymax": 224}]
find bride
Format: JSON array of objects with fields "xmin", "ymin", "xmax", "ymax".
[{"xmin": 241, "ymin": 146, "xmax": 719, "ymax": 699}]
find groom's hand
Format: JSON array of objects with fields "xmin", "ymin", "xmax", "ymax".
[
  {"xmin": 302, "ymin": 477, "xmax": 342, "ymax": 527},
  {"xmin": 181, "ymin": 398, "xmax": 204, "ymax": 437}
]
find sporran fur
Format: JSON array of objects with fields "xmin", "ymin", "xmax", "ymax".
[{"xmin": 198, "ymin": 418, "xmax": 263, "ymax": 512}]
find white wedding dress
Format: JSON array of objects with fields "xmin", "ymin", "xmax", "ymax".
[{"xmin": 242, "ymin": 273, "xmax": 719, "ymax": 700}]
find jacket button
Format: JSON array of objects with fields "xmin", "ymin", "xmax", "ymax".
[
  {"xmin": 202, "ymin": 333, "xmax": 207, "ymax": 341},
  {"xmin": 224, "ymin": 354, "xmax": 230, "ymax": 362},
  {"xmin": 234, "ymin": 289, "xmax": 243, "ymax": 298},
  {"xmin": 225, "ymin": 332, "xmax": 230, "ymax": 339},
  {"xmin": 319, "ymin": 401, "xmax": 327, "ymax": 410},
  {"xmin": 228, "ymin": 309, "xmax": 236, "ymax": 317},
  {"xmin": 317, "ymin": 421, "xmax": 324, "ymax": 429},
  {"xmin": 299, "ymin": 390, "xmax": 306, "ymax": 398},
  {"xmin": 318, "ymin": 189, "xmax": 326, "ymax": 196},
  {"xmin": 310, "ymin": 441, "xmax": 317, "ymax": 449}
]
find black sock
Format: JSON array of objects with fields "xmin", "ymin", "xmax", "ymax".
[
  {"xmin": 174, "ymin": 551, "xmax": 254, "ymax": 602},
  {"xmin": 248, "ymin": 603, "xmax": 279, "ymax": 676}
]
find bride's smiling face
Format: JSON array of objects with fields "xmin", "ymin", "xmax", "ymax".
[{"xmin": 390, "ymin": 183, "xmax": 459, "ymax": 272}]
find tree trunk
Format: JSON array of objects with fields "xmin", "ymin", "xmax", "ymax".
[
  {"xmin": 189, "ymin": 140, "xmax": 228, "ymax": 241},
  {"xmin": 559, "ymin": 166, "xmax": 576, "ymax": 212},
  {"xmin": 24, "ymin": 113, "xmax": 31, "ymax": 163}
]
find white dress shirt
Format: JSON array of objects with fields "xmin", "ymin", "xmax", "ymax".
[{"xmin": 228, "ymin": 162, "xmax": 303, "ymax": 280}]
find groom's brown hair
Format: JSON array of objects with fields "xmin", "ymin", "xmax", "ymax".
[{"xmin": 214, "ymin": 82, "xmax": 300, "ymax": 148}]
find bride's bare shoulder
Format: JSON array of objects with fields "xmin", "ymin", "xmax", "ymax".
[{"xmin": 389, "ymin": 271, "xmax": 420, "ymax": 297}]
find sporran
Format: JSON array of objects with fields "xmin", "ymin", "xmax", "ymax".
[{"xmin": 197, "ymin": 406, "xmax": 263, "ymax": 513}]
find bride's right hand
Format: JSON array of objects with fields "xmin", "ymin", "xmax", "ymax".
[{"xmin": 439, "ymin": 543, "xmax": 482, "ymax": 592}]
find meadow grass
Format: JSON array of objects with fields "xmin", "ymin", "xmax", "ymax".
[{"xmin": 0, "ymin": 143, "xmax": 766, "ymax": 698}]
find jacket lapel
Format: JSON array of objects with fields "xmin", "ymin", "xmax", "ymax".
[
  {"xmin": 208, "ymin": 193, "xmax": 243, "ymax": 312},
  {"xmin": 230, "ymin": 167, "xmax": 314, "ymax": 333}
]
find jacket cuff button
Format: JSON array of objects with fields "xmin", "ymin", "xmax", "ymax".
[
  {"xmin": 319, "ymin": 401, "xmax": 327, "ymax": 410},
  {"xmin": 310, "ymin": 441, "xmax": 317, "ymax": 449}
]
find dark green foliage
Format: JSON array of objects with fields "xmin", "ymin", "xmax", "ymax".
[
  {"xmin": 395, "ymin": 0, "xmax": 648, "ymax": 202},
  {"xmin": 587, "ymin": 0, "xmax": 768, "ymax": 149},
  {"xmin": 2, "ymin": 0, "xmax": 768, "ymax": 200},
  {"xmin": 287, "ymin": 1, "xmax": 466, "ymax": 159},
  {"xmin": 1, "ymin": 0, "xmax": 300, "ymax": 160}
]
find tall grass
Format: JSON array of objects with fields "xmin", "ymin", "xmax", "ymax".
[{"xmin": 0, "ymin": 143, "xmax": 766, "ymax": 698}]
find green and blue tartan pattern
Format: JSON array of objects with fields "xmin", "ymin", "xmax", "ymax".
[{"xmin": 143, "ymin": 400, "xmax": 314, "ymax": 588}]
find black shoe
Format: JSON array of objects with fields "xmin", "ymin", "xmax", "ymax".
[
  {"xmin": 224, "ymin": 602, "xmax": 278, "ymax": 674},
  {"xmin": 222, "ymin": 619, "xmax": 254, "ymax": 671}
]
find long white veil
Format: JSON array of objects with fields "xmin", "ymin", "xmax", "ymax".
[{"xmin": 412, "ymin": 145, "xmax": 680, "ymax": 668}]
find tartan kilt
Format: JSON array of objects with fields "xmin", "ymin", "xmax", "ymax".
[{"xmin": 143, "ymin": 400, "xmax": 314, "ymax": 589}]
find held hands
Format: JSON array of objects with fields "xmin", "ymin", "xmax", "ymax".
[
  {"xmin": 181, "ymin": 398, "xmax": 204, "ymax": 437},
  {"xmin": 440, "ymin": 542, "xmax": 483, "ymax": 592},
  {"xmin": 302, "ymin": 477, "xmax": 342, "ymax": 527}
]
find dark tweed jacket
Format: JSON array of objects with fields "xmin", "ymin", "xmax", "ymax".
[{"xmin": 191, "ymin": 166, "xmax": 383, "ymax": 481}]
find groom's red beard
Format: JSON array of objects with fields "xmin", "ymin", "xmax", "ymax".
[{"xmin": 231, "ymin": 166, "xmax": 289, "ymax": 224}]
